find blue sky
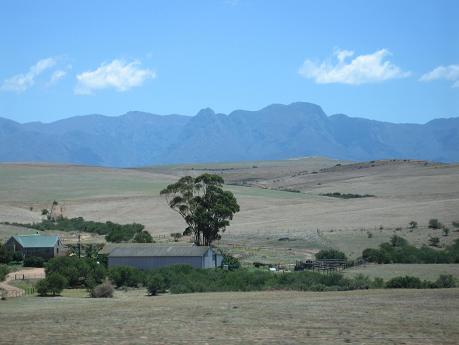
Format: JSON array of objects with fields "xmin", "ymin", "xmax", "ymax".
[{"xmin": 0, "ymin": 0, "xmax": 458, "ymax": 124}]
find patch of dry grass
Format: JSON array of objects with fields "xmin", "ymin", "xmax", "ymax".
[{"xmin": 1, "ymin": 289, "xmax": 458, "ymax": 344}]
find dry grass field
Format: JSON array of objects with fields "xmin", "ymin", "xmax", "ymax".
[
  {"xmin": 1, "ymin": 289, "xmax": 458, "ymax": 345},
  {"xmin": 1, "ymin": 158, "xmax": 458, "ymax": 262}
]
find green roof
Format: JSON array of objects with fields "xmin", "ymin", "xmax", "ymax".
[{"xmin": 13, "ymin": 235, "xmax": 59, "ymax": 248}]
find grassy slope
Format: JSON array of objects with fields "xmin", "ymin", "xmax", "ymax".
[
  {"xmin": 1, "ymin": 159, "xmax": 458, "ymax": 262},
  {"xmin": 1, "ymin": 289, "xmax": 458, "ymax": 345}
]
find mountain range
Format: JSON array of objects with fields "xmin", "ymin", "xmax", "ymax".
[{"xmin": 1, "ymin": 102, "xmax": 458, "ymax": 167}]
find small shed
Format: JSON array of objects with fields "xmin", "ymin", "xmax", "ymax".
[
  {"xmin": 5, "ymin": 234, "xmax": 66, "ymax": 259},
  {"xmin": 107, "ymin": 245, "xmax": 223, "ymax": 270}
]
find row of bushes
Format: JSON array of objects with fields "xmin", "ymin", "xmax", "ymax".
[
  {"xmin": 6, "ymin": 217, "xmax": 152, "ymax": 243},
  {"xmin": 362, "ymin": 236, "xmax": 459, "ymax": 264},
  {"xmin": 320, "ymin": 192, "xmax": 375, "ymax": 199}
]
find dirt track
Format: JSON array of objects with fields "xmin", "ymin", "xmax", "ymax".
[{"xmin": 0, "ymin": 268, "xmax": 44, "ymax": 298}]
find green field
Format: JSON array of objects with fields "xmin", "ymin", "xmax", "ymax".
[{"xmin": 1, "ymin": 289, "xmax": 458, "ymax": 344}]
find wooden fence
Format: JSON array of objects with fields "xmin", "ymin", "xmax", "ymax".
[{"xmin": 294, "ymin": 258, "xmax": 367, "ymax": 273}]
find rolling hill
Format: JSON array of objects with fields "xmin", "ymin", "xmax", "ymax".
[{"xmin": 1, "ymin": 102, "xmax": 458, "ymax": 167}]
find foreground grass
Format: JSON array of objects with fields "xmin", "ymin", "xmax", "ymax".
[{"xmin": 1, "ymin": 289, "xmax": 458, "ymax": 345}]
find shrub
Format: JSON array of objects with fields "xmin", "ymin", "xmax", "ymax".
[
  {"xmin": 108, "ymin": 266, "xmax": 145, "ymax": 288},
  {"xmin": 315, "ymin": 249, "xmax": 347, "ymax": 261},
  {"xmin": 434, "ymin": 274, "xmax": 456, "ymax": 288},
  {"xmin": 90, "ymin": 280, "xmax": 114, "ymax": 298},
  {"xmin": 12, "ymin": 252, "xmax": 23, "ymax": 262},
  {"xmin": 23, "ymin": 256, "xmax": 45, "ymax": 268},
  {"xmin": 222, "ymin": 253, "xmax": 240, "ymax": 270},
  {"xmin": 0, "ymin": 264, "xmax": 10, "ymax": 281},
  {"xmin": 37, "ymin": 273, "xmax": 68, "ymax": 296},
  {"xmin": 146, "ymin": 274, "xmax": 166, "ymax": 296},
  {"xmin": 0, "ymin": 243, "xmax": 13, "ymax": 264},
  {"xmin": 442, "ymin": 227, "xmax": 450, "ymax": 236},
  {"xmin": 452, "ymin": 221, "xmax": 459, "ymax": 228},
  {"xmin": 363, "ymin": 237, "xmax": 459, "ymax": 264},
  {"xmin": 46, "ymin": 256, "xmax": 106, "ymax": 288},
  {"xmin": 409, "ymin": 221, "xmax": 418, "ymax": 229},
  {"xmin": 390, "ymin": 235, "xmax": 408, "ymax": 247},
  {"xmin": 385, "ymin": 276, "xmax": 423, "ymax": 289},
  {"xmin": 429, "ymin": 219, "xmax": 442, "ymax": 229},
  {"xmin": 133, "ymin": 230, "xmax": 154, "ymax": 243},
  {"xmin": 170, "ymin": 233, "xmax": 183, "ymax": 242}
]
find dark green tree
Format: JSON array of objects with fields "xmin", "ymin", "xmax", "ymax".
[{"xmin": 160, "ymin": 174, "xmax": 240, "ymax": 246}]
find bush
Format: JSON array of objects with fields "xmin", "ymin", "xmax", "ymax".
[
  {"xmin": 434, "ymin": 274, "xmax": 456, "ymax": 288},
  {"xmin": 37, "ymin": 273, "xmax": 68, "ymax": 296},
  {"xmin": 315, "ymin": 249, "xmax": 347, "ymax": 261},
  {"xmin": 363, "ymin": 238, "xmax": 459, "ymax": 264},
  {"xmin": 146, "ymin": 274, "xmax": 166, "ymax": 296},
  {"xmin": 108, "ymin": 266, "xmax": 146, "ymax": 288},
  {"xmin": 409, "ymin": 221, "xmax": 418, "ymax": 229},
  {"xmin": 133, "ymin": 230, "xmax": 154, "ymax": 243},
  {"xmin": 12, "ymin": 252, "xmax": 23, "ymax": 262},
  {"xmin": 9, "ymin": 217, "xmax": 145, "ymax": 243},
  {"xmin": 90, "ymin": 280, "xmax": 114, "ymax": 298},
  {"xmin": 0, "ymin": 264, "xmax": 10, "ymax": 281},
  {"xmin": 222, "ymin": 253, "xmax": 240, "ymax": 270},
  {"xmin": 429, "ymin": 219, "xmax": 442, "ymax": 229},
  {"xmin": 385, "ymin": 276, "xmax": 423, "ymax": 289},
  {"xmin": 0, "ymin": 243, "xmax": 13, "ymax": 264},
  {"xmin": 46, "ymin": 256, "xmax": 107, "ymax": 288},
  {"xmin": 23, "ymin": 256, "xmax": 45, "ymax": 268}
]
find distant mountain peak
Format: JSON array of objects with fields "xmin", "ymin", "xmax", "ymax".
[{"xmin": 195, "ymin": 108, "xmax": 216, "ymax": 118}]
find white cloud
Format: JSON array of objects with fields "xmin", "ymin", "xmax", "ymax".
[
  {"xmin": 419, "ymin": 64, "xmax": 459, "ymax": 88},
  {"xmin": 299, "ymin": 49, "xmax": 410, "ymax": 85},
  {"xmin": 75, "ymin": 59, "xmax": 155, "ymax": 95},
  {"xmin": 1, "ymin": 57, "xmax": 57, "ymax": 92},
  {"xmin": 46, "ymin": 64, "xmax": 72, "ymax": 86}
]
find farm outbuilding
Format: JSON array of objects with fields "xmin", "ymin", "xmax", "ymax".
[
  {"xmin": 107, "ymin": 245, "xmax": 223, "ymax": 270},
  {"xmin": 5, "ymin": 234, "xmax": 66, "ymax": 259}
]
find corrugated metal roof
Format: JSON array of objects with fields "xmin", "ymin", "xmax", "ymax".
[
  {"xmin": 13, "ymin": 235, "xmax": 59, "ymax": 248},
  {"xmin": 109, "ymin": 245, "xmax": 211, "ymax": 257},
  {"xmin": 99, "ymin": 243, "xmax": 200, "ymax": 255}
]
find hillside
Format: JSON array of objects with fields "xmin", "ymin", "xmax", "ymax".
[
  {"xmin": 1, "ymin": 158, "xmax": 458, "ymax": 262},
  {"xmin": 1, "ymin": 102, "xmax": 458, "ymax": 166}
]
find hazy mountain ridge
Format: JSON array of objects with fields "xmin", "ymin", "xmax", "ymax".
[{"xmin": 1, "ymin": 102, "xmax": 458, "ymax": 166}]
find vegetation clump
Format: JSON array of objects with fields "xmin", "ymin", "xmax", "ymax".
[
  {"xmin": 320, "ymin": 192, "xmax": 375, "ymax": 199},
  {"xmin": 315, "ymin": 249, "xmax": 347, "ymax": 261},
  {"xmin": 428, "ymin": 219, "xmax": 443, "ymax": 229},
  {"xmin": 362, "ymin": 236, "xmax": 459, "ymax": 264},
  {"xmin": 0, "ymin": 264, "xmax": 9, "ymax": 281},
  {"xmin": 23, "ymin": 256, "xmax": 45, "ymax": 268},
  {"xmin": 46, "ymin": 256, "xmax": 107, "ymax": 288},
  {"xmin": 90, "ymin": 280, "xmax": 114, "ymax": 298},
  {"xmin": 8, "ymin": 217, "xmax": 147, "ymax": 243},
  {"xmin": 36, "ymin": 273, "xmax": 68, "ymax": 296}
]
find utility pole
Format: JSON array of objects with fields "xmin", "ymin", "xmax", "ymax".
[{"xmin": 78, "ymin": 228, "xmax": 82, "ymax": 259}]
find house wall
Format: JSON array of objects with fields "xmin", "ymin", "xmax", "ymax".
[
  {"xmin": 108, "ymin": 256, "xmax": 204, "ymax": 270},
  {"xmin": 5, "ymin": 238, "xmax": 23, "ymax": 253},
  {"xmin": 4, "ymin": 237, "xmax": 61, "ymax": 259}
]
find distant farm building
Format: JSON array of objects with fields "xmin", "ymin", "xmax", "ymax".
[
  {"xmin": 106, "ymin": 245, "xmax": 223, "ymax": 270},
  {"xmin": 5, "ymin": 234, "xmax": 66, "ymax": 259}
]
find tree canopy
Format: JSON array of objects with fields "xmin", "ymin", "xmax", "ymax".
[{"xmin": 160, "ymin": 173, "xmax": 240, "ymax": 246}]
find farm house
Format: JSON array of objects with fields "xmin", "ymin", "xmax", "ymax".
[
  {"xmin": 107, "ymin": 245, "xmax": 224, "ymax": 270},
  {"xmin": 5, "ymin": 234, "xmax": 67, "ymax": 259}
]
